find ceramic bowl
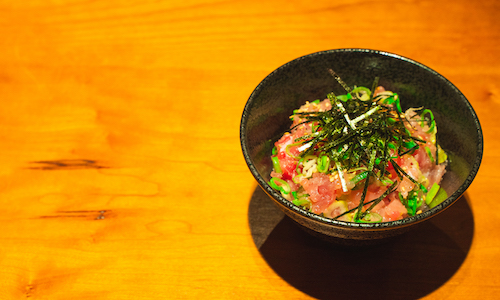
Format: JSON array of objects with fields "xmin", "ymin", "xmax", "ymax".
[{"xmin": 240, "ymin": 49, "xmax": 483, "ymax": 245}]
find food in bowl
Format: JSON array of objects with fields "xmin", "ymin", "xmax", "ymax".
[
  {"xmin": 268, "ymin": 72, "xmax": 449, "ymax": 223},
  {"xmin": 241, "ymin": 49, "xmax": 482, "ymax": 243}
]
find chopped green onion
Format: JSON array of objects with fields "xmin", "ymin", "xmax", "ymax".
[
  {"xmin": 384, "ymin": 96, "xmax": 396, "ymax": 105},
  {"xmin": 407, "ymin": 193, "xmax": 418, "ymax": 216},
  {"xmin": 317, "ymin": 155, "xmax": 330, "ymax": 173},
  {"xmin": 425, "ymin": 183, "xmax": 441, "ymax": 205},
  {"xmin": 403, "ymin": 140, "xmax": 418, "ymax": 150},
  {"xmin": 420, "ymin": 109, "xmax": 435, "ymax": 133},
  {"xmin": 356, "ymin": 212, "xmax": 382, "ymax": 223},
  {"xmin": 293, "ymin": 198, "xmax": 310, "ymax": 206},
  {"xmin": 269, "ymin": 178, "xmax": 291, "ymax": 194},
  {"xmin": 382, "ymin": 94, "xmax": 402, "ymax": 113},
  {"xmin": 351, "ymin": 86, "xmax": 371, "ymax": 101},
  {"xmin": 349, "ymin": 166, "xmax": 368, "ymax": 173},
  {"xmin": 351, "ymin": 171, "xmax": 368, "ymax": 184},
  {"xmin": 336, "ymin": 94, "xmax": 348, "ymax": 102},
  {"xmin": 271, "ymin": 156, "xmax": 282, "ymax": 174},
  {"xmin": 394, "ymin": 94, "xmax": 402, "ymax": 114},
  {"xmin": 399, "ymin": 192, "xmax": 417, "ymax": 216},
  {"xmin": 429, "ymin": 187, "xmax": 448, "ymax": 209},
  {"xmin": 381, "ymin": 178, "xmax": 394, "ymax": 186},
  {"xmin": 292, "ymin": 192, "xmax": 311, "ymax": 207},
  {"xmin": 424, "ymin": 146, "xmax": 435, "ymax": 164},
  {"xmin": 437, "ymin": 144, "xmax": 448, "ymax": 164},
  {"xmin": 292, "ymin": 174, "xmax": 303, "ymax": 184}
]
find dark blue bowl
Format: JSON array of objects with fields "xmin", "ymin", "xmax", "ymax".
[{"xmin": 240, "ymin": 49, "xmax": 483, "ymax": 245}]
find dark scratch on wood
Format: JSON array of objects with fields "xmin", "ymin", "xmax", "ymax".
[
  {"xmin": 39, "ymin": 215, "xmax": 89, "ymax": 218},
  {"xmin": 38, "ymin": 210, "xmax": 110, "ymax": 220},
  {"xmin": 27, "ymin": 159, "xmax": 108, "ymax": 170},
  {"xmin": 57, "ymin": 210, "xmax": 107, "ymax": 213},
  {"xmin": 25, "ymin": 284, "xmax": 34, "ymax": 297}
]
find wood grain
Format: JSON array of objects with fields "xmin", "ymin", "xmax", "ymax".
[{"xmin": 0, "ymin": 0, "xmax": 498, "ymax": 298}]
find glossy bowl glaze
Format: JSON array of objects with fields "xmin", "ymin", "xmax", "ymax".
[{"xmin": 240, "ymin": 49, "xmax": 483, "ymax": 245}]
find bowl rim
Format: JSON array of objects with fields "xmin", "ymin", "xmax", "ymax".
[{"xmin": 240, "ymin": 48, "xmax": 483, "ymax": 230}]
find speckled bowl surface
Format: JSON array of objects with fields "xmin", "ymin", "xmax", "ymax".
[{"xmin": 240, "ymin": 49, "xmax": 483, "ymax": 245}]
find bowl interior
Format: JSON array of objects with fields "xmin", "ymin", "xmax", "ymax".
[{"xmin": 241, "ymin": 49, "xmax": 483, "ymax": 229}]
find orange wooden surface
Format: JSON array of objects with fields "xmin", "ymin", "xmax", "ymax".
[{"xmin": 0, "ymin": 0, "xmax": 498, "ymax": 299}]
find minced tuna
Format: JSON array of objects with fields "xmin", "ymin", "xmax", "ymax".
[{"xmin": 269, "ymin": 85, "xmax": 448, "ymax": 223}]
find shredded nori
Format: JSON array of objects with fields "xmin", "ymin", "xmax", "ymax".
[{"xmin": 289, "ymin": 71, "xmax": 434, "ymax": 222}]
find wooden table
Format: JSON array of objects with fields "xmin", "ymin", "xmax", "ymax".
[{"xmin": 0, "ymin": 0, "xmax": 498, "ymax": 299}]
